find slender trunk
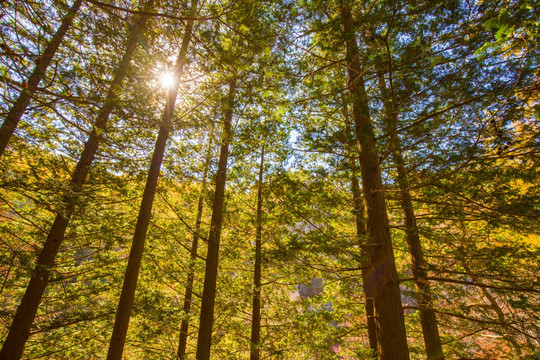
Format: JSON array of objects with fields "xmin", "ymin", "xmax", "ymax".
[
  {"xmin": 339, "ymin": 3, "xmax": 410, "ymax": 359},
  {"xmin": 177, "ymin": 127, "xmax": 214, "ymax": 359},
  {"xmin": 375, "ymin": 65, "xmax": 444, "ymax": 360},
  {"xmin": 106, "ymin": 1, "xmax": 198, "ymax": 358},
  {"xmin": 480, "ymin": 287, "xmax": 522, "ymax": 354},
  {"xmin": 0, "ymin": 0, "xmax": 83, "ymax": 157},
  {"xmin": 250, "ymin": 146, "xmax": 264, "ymax": 360},
  {"xmin": 395, "ymin": 148, "xmax": 443, "ymax": 360},
  {"xmin": 195, "ymin": 78, "xmax": 237, "ymax": 360},
  {"xmin": 342, "ymin": 103, "xmax": 377, "ymax": 356},
  {"xmin": 0, "ymin": 4, "xmax": 153, "ymax": 359},
  {"xmin": 460, "ymin": 264, "xmax": 522, "ymax": 355}
]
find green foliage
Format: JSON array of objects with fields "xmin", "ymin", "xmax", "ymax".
[{"xmin": 0, "ymin": 0, "xmax": 538, "ymax": 358}]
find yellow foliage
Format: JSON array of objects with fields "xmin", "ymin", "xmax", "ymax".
[{"xmin": 523, "ymin": 233, "xmax": 540, "ymax": 247}]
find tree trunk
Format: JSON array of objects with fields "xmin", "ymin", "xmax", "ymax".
[
  {"xmin": 461, "ymin": 263, "xmax": 522, "ymax": 356},
  {"xmin": 342, "ymin": 101, "xmax": 377, "ymax": 356},
  {"xmin": 250, "ymin": 145, "xmax": 264, "ymax": 360},
  {"xmin": 375, "ymin": 62, "xmax": 444, "ymax": 360},
  {"xmin": 339, "ymin": 3, "xmax": 410, "ymax": 359},
  {"xmin": 106, "ymin": 1, "xmax": 198, "ymax": 358},
  {"xmin": 177, "ymin": 127, "xmax": 214, "ymax": 359},
  {"xmin": 480, "ymin": 286, "xmax": 522, "ymax": 355},
  {"xmin": 395, "ymin": 148, "xmax": 444, "ymax": 360},
  {"xmin": 0, "ymin": 4, "xmax": 153, "ymax": 359},
  {"xmin": 0, "ymin": 0, "xmax": 83, "ymax": 157},
  {"xmin": 195, "ymin": 78, "xmax": 237, "ymax": 360}
]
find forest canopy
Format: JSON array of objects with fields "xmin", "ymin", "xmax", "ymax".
[{"xmin": 0, "ymin": 0, "xmax": 539, "ymax": 359}]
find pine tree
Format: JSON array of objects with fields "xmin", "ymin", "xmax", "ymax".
[
  {"xmin": 0, "ymin": 2, "xmax": 154, "ymax": 358},
  {"xmin": 250, "ymin": 145, "xmax": 264, "ymax": 360},
  {"xmin": 0, "ymin": 0, "xmax": 83, "ymax": 158},
  {"xmin": 196, "ymin": 77, "xmax": 237, "ymax": 360},
  {"xmin": 177, "ymin": 126, "xmax": 213, "ymax": 359},
  {"xmin": 373, "ymin": 43, "xmax": 444, "ymax": 359},
  {"xmin": 342, "ymin": 102, "xmax": 377, "ymax": 356},
  {"xmin": 106, "ymin": 1, "xmax": 199, "ymax": 358},
  {"xmin": 339, "ymin": 1, "xmax": 410, "ymax": 358}
]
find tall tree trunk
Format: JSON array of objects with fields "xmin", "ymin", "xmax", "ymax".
[
  {"xmin": 0, "ymin": 0, "xmax": 83, "ymax": 157},
  {"xmin": 342, "ymin": 103, "xmax": 377, "ymax": 357},
  {"xmin": 195, "ymin": 78, "xmax": 237, "ymax": 360},
  {"xmin": 0, "ymin": 3, "xmax": 153, "ymax": 359},
  {"xmin": 339, "ymin": 3, "xmax": 410, "ymax": 359},
  {"xmin": 250, "ymin": 145, "xmax": 264, "ymax": 360},
  {"xmin": 375, "ymin": 62, "xmax": 444, "ymax": 360},
  {"xmin": 106, "ymin": 1, "xmax": 198, "ymax": 358},
  {"xmin": 394, "ymin": 148, "xmax": 444, "ymax": 360},
  {"xmin": 177, "ymin": 127, "xmax": 214, "ymax": 359}
]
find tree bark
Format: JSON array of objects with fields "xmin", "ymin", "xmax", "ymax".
[
  {"xmin": 395, "ymin": 147, "xmax": 444, "ymax": 360},
  {"xmin": 342, "ymin": 101, "xmax": 377, "ymax": 356},
  {"xmin": 0, "ymin": 0, "xmax": 83, "ymax": 157},
  {"xmin": 177, "ymin": 127, "xmax": 214, "ymax": 359},
  {"xmin": 106, "ymin": 1, "xmax": 198, "ymax": 358},
  {"xmin": 195, "ymin": 78, "xmax": 237, "ymax": 360},
  {"xmin": 250, "ymin": 145, "xmax": 264, "ymax": 360},
  {"xmin": 375, "ymin": 57, "xmax": 445, "ymax": 360},
  {"xmin": 339, "ymin": 3, "xmax": 410, "ymax": 359},
  {"xmin": 0, "ymin": 4, "xmax": 153, "ymax": 359}
]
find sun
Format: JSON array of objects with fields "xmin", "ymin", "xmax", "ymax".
[{"xmin": 159, "ymin": 71, "xmax": 176, "ymax": 89}]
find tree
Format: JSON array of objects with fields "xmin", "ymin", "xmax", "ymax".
[
  {"xmin": 372, "ymin": 30, "xmax": 445, "ymax": 360},
  {"xmin": 106, "ymin": 1, "xmax": 199, "ymax": 358},
  {"xmin": 196, "ymin": 76, "xmax": 237, "ymax": 360},
  {"xmin": 339, "ymin": 2, "xmax": 410, "ymax": 359},
  {"xmin": 177, "ymin": 126, "xmax": 213, "ymax": 359},
  {"xmin": 0, "ymin": 0, "xmax": 538, "ymax": 358},
  {"xmin": 250, "ymin": 145, "xmax": 264, "ymax": 360},
  {"xmin": 342, "ymin": 102, "xmax": 377, "ymax": 356},
  {"xmin": 0, "ymin": 0, "xmax": 83, "ymax": 158},
  {"xmin": 0, "ymin": 1, "xmax": 154, "ymax": 358}
]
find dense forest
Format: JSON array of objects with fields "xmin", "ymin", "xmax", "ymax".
[{"xmin": 0, "ymin": 0, "xmax": 539, "ymax": 359}]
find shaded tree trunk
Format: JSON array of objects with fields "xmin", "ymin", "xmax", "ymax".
[
  {"xmin": 195, "ymin": 78, "xmax": 237, "ymax": 360},
  {"xmin": 394, "ymin": 149, "xmax": 444, "ymax": 360},
  {"xmin": 106, "ymin": 1, "xmax": 198, "ymax": 358},
  {"xmin": 342, "ymin": 101, "xmax": 377, "ymax": 356},
  {"xmin": 0, "ymin": 0, "xmax": 83, "ymax": 157},
  {"xmin": 339, "ymin": 3, "xmax": 410, "ymax": 359},
  {"xmin": 250, "ymin": 145, "xmax": 264, "ymax": 360},
  {"xmin": 375, "ymin": 61, "xmax": 445, "ymax": 360},
  {"xmin": 177, "ymin": 127, "xmax": 214, "ymax": 359},
  {"xmin": 0, "ymin": 3, "xmax": 153, "ymax": 359},
  {"xmin": 394, "ymin": 146, "xmax": 444, "ymax": 360}
]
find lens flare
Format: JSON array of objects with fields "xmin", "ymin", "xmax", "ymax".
[{"xmin": 159, "ymin": 71, "xmax": 176, "ymax": 89}]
